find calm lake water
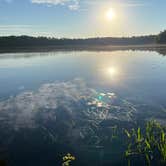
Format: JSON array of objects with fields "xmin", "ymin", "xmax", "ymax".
[
  {"xmin": 1, "ymin": 50, "xmax": 166, "ymax": 104},
  {"xmin": 0, "ymin": 50, "xmax": 166, "ymax": 165}
]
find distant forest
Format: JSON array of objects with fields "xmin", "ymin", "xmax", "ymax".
[{"xmin": 0, "ymin": 30, "xmax": 166, "ymax": 49}]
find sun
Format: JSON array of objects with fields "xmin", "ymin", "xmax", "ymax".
[
  {"xmin": 106, "ymin": 8, "xmax": 116, "ymax": 21},
  {"xmin": 108, "ymin": 67, "xmax": 117, "ymax": 76}
]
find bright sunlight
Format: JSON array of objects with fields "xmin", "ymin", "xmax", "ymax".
[
  {"xmin": 106, "ymin": 8, "xmax": 116, "ymax": 21},
  {"xmin": 107, "ymin": 67, "xmax": 118, "ymax": 79}
]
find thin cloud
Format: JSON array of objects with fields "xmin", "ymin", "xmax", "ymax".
[
  {"xmin": 68, "ymin": 0, "xmax": 79, "ymax": 10},
  {"xmin": 1, "ymin": 0, "xmax": 13, "ymax": 3},
  {"xmin": 0, "ymin": 24, "xmax": 34, "ymax": 28},
  {"xmin": 31, "ymin": 0, "xmax": 80, "ymax": 10},
  {"xmin": 0, "ymin": 24, "xmax": 53, "ymax": 37},
  {"xmin": 119, "ymin": 2, "xmax": 148, "ymax": 7},
  {"xmin": 0, "ymin": 25, "xmax": 32, "ymax": 33},
  {"xmin": 83, "ymin": 0, "xmax": 148, "ymax": 7}
]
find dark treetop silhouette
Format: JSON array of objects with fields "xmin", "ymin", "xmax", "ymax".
[{"xmin": 0, "ymin": 30, "xmax": 166, "ymax": 53}]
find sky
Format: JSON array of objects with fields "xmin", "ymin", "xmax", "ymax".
[{"xmin": 0, "ymin": 0, "xmax": 166, "ymax": 38}]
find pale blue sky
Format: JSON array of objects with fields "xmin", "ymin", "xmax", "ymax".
[{"xmin": 0, "ymin": 0, "xmax": 166, "ymax": 38}]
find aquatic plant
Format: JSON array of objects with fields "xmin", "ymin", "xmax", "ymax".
[
  {"xmin": 124, "ymin": 120, "xmax": 166, "ymax": 165},
  {"xmin": 62, "ymin": 153, "xmax": 75, "ymax": 166}
]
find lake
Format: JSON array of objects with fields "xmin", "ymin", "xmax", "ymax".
[{"xmin": 0, "ymin": 50, "xmax": 166, "ymax": 165}]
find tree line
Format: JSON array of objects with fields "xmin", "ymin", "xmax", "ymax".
[
  {"xmin": 0, "ymin": 35, "xmax": 156, "ymax": 48},
  {"xmin": 0, "ymin": 30, "xmax": 166, "ymax": 48},
  {"xmin": 156, "ymin": 30, "xmax": 166, "ymax": 44}
]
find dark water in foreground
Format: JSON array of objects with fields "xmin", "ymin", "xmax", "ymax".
[{"xmin": 0, "ymin": 50, "xmax": 166, "ymax": 165}]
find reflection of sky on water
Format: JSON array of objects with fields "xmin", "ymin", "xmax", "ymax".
[
  {"xmin": 0, "ymin": 51, "xmax": 166, "ymax": 166},
  {"xmin": 0, "ymin": 79, "xmax": 138, "ymax": 130},
  {"xmin": 0, "ymin": 50, "xmax": 166, "ymax": 106}
]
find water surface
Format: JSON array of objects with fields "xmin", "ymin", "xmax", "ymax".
[{"xmin": 0, "ymin": 50, "xmax": 166, "ymax": 165}]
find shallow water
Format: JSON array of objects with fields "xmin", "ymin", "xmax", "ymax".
[{"xmin": 0, "ymin": 50, "xmax": 166, "ymax": 165}]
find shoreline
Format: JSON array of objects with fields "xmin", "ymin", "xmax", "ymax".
[{"xmin": 0, "ymin": 44, "xmax": 166, "ymax": 54}]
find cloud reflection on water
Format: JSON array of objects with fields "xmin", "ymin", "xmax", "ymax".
[{"xmin": 0, "ymin": 79, "xmax": 137, "ymax": 130}]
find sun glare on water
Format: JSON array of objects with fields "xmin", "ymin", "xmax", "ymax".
[{"xmin": 107, "ymin": 67, "xmax": 118, "ymax": 78}]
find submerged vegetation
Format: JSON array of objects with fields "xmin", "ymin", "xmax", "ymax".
[
  {"xmin": 57, "ymin": 120, "xmax": 166, "ymax": 166},
  {"xmin": 0, "ymin": 79, "xmax": 166, "ymax": 165},
  {"xmin": 59, "ymin": 120, "xmax": 166, "ymax": 166}
]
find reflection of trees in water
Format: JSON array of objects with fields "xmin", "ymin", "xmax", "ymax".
[
  {"xmin": 128, "ymin": 47, "xmax": 166, "ymax": 56},
  {"xmin": 155, "ymin": 48, "xmax": 166, "ymax": 56},
  {"xmin": 1, "ymin": 46, "xmax": 166, "ymax": 59}
]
